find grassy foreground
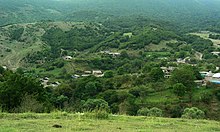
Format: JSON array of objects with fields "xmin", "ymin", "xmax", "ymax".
[{"xmin": 0, "ymin": 112, "xmax": 220, "ymax": 132}]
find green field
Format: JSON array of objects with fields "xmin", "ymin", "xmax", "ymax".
[{"xmin": 0, "ymin": 113, "xmax": 220, "ymax": 132}]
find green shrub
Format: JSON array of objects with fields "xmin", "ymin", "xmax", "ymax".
[
  {"xmin": 83, "ymin": 99, "xmax": 109, "ymax": 111},
  {"xmin": 181, "ymin": 107, "xmax": 205, "ymax": 119},
  {"xmin": 148, "ymin": 107, "xmax": 163, "ymax": 117},
  {"xmin": 137, "ymin": 107, "xmax": 163, "ymax": 117},
  {"xmin": 137, "ymin": 108, "xmax": 149, "ymax": 116}
]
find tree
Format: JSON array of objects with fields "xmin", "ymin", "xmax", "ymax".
[
  {"xmin": 55, "ymin": 95, "xmax": 68, "ymax": 109},
  {"xmin": 84, "ymin": 81, "xmax": 98, "ymax": 97},
  {"xmin": 148, "ymin": 107, "xmax": 163, "ymax": 117},
  {"xmin": 137, "ymin": 107, "xmax": 163, "ymax": 117},
  {"xmin": 83, "ymin": 99, "xmax": 109, "ymax": 111},
  {"xmin": 173, "ymin": 83, "xmax": 187, "ymax": 98},
  {"xmin": 169, "ymin": 66, "xmax": 196, "ymax": 90},
  {"xmin": 0, "ymin": 72, "xmax": 47, "ymax": 111},
  {"xmin": 137, "ymin": 107, "xmax": 149, "ymax": 116},
  {"xmin": 104, "ymin": 70, "xmax": 114, "ymax": 78},
  {"xmin": 169, "ymin": 66, "xmax": 196, "ymax": 102},
  {"xmin": 120, "ymin": 51, "xmax": 129, "ymax": 59},
  {"xmin": 149, "ymin": 67, "xmax": 164, "ymax": 82}
]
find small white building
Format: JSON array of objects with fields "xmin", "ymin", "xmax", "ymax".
[
  {"xmin": 93, "ymin": 70, "xmax": 104, "ymax": 77},
  {"xmin": 212, "ymin": 73, "xmax": 220, "ymax": 78},
  {"xmin": 160, "ymin": 67, "xmax": 176, "ymax": 74},
  {"xmin": 63, "ymin": 56, "xmax": 73, "ymax": 60},
  {"xmin": 50, "ymin": 82, "xmax": 61, "ymax": 87},
  {"xmin": 207, "ymin": 71, "xmax": 214, "ymax": 77},
  {"xmin": 81, "ymin": 74, "xmax": 90, "ymax": 77},
  {"xmin": 100, "ymin": 51, "xmax": 121, "ymax": 57},
  {"xmin": 211, "ymin": 52, "xmax": 220, "ymax": 56},
  {"xmin": 2, "ymin": 66, "xmax": 7, "ymax": 70},
  {"xmin": 72, "ymin": 74, "xmax": 80, "ymax": 79},
  {"xmin": 84, "ymin": 71, "xmax": 92, "ymax": 74}
]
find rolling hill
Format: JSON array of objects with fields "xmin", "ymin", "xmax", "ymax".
[{"xmin": 1, "ymin": 0, "xmax": 220, "ymax": 31}]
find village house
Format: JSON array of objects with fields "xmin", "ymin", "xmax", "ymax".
[
  {"xmin": 194, "ymin": 80, "xmax": 206, "ymax": 86},
  {"xmin": 200, "ymin": 71, "xmax": 214, "ymax": 78},
  {"xmin": 2, "ymin": 66, "xmax": 7, "ymax": 70},
  {"xmin": 177, "ymin": 58, "xmax": 186, "ymax": 64},
  {"xmin": 40, "ymin": 77, "xmax": 62, "ymax": 88},
  {"xmin": 40, "ymin": 77, "xmax": 50, "ymax": 87},
  {"xmin": 123, "ymin": 32, "xmax": 133, "ymax": 38},
  {"xmin": 63, "ymin": 56, "xmax": 73, "ymax": 61},
  {"xmin": 176, "ymin": 57, "xmax": 191, "ymax": 64},
  {"xmin": 81, "ymin": 70, "xmax": 104, "ymax": 77},
  {"xmin": 108, "ymin": 52, "xmax": 121, "ymax": 57},
  {"xmin": 198, "ymin": 71, "xmax": 220, "ymax": 86},
  {"xmin": 161, "ymin": 67, "xmax": 176, "ymax": 78},
  {"xmin": 160, "ymin": 67, "xmax": 176, "ymax": 74},
  {"xmin": 81, "ymin": 71, "xmax": 92, "ymax": 77},
  {"xmin": 72, "ymin": 74, "xmax": 80, "ymax": 79},
  {"xmin": 84, "ymin": 71, "xmax": 92, "ymax": 74},
  {"xmin": 92, "ymin": 70, "xmax": 104, "ymax": 77},
  {"xmin": 49, "ymin": 82, "xmax": 61, "ymax": 87},
  {"xmin": 100, "ymin": 51, "xmax": 121, "ymax": 57},
  {"xmin": 212, "ymin": 73, "xmax": 220, "ymax": 79},
  {"xmin": 211, "ymin": 52, "xmax": 220, "ymax": 56}
]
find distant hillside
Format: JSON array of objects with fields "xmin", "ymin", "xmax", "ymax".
[{"xmin": 1, "ymin": 0, "xmax": 220, "ymax": 31}]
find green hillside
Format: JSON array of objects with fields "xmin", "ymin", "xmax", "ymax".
[{"xmin": 1, "ymin": 0, "xmax": 220, "ymax": 31}]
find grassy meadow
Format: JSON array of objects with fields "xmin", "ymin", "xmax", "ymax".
[{"xmin": 0, "ymin": 112, "xmax": 220, "ymax": 132}]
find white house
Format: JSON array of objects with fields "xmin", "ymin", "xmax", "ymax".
[
  {"xmin": 211, "ymin": 52, "xmax": 220, "ymax": 56},
  {"xmin": 92, "ymin": 70, "xmax": 104, "ymax": 77},
  {"xmin": 2, "ymin": 66, "xmax": 7, "ymax": 70},
  {"xmin": 63, "ymin": 56, "xmax": 73, "ymax": 60},
  {"xmin": 212, "ymin": 73, "xmax": 220, "ymax": 78}
]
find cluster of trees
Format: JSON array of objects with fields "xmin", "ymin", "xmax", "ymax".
[
  {"xmin": 182, "ymin": 35, "xmax": 214, "ymax": 53},
  {"xmin": 209, "ymin": 34, "xmax": 220, "ymax": 40},
  {"xmin": 0, "ymin": 68, "xmax": 49, "ymax": 112},
  {"xmin": 126, "ymin": 28, "xmax": 179, "ymax": 50},
  {"xmin": 42, "ymin": 26, "xmax": 107, "ymax": 59},
  {"xmin": 1, "ymin": 55, "xmax": 220, "ymax": 119},
  {"xmin": 9, "ymin": 27, "xmax": 24, "ymax": 41}
]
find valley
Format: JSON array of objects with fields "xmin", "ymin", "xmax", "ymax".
[{"xmin": 0, "ymin": 0, "xmax": 220, "ymax": 130}]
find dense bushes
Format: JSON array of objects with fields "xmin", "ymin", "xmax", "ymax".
[
  {"xmin": 42, "ymin": 27, "xmax": 107, "ymax": 59},
  {"xmin": 209, "ymin": 34, "xmax": 220, "ymax": 40},
  {"xmin": 182, "ymin": 35, "xmax": 214, "ymax": 53},
  {"xmin": 0, "ymin": 71, "xmax": 50, "ymax": 112},
  {"xmin": 83, "ymin": 99, "xmax": 109, "ymax": 112},
  {"xmin": 137, "ymin": 107, "xmax": 149, "ymax": 116},
  {"xmin": 181, "ymin": 107, "xmax": 205, "ymax": 119},
  {"xmin": 9, "ymin": 28, "xmax": 24, "ymax": 41}
]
